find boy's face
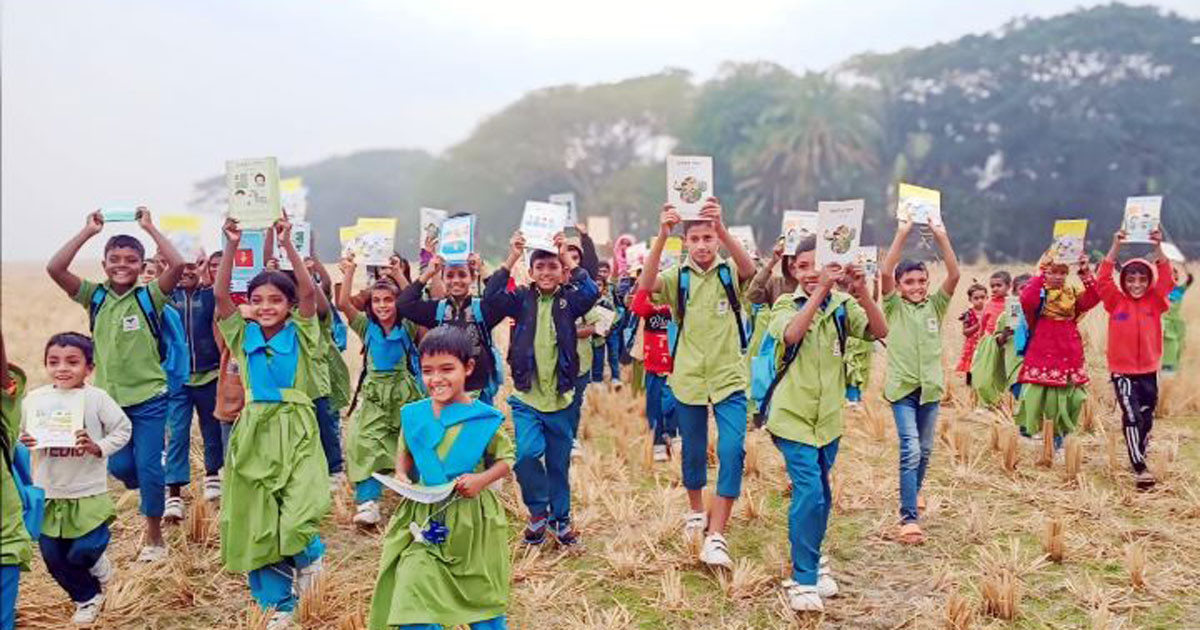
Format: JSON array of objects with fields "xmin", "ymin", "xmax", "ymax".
[
  {"xmin": 791, "ymin": 251, "xmax": 819, "ymax": 295},
  {"xmin": 420, "ymin": 352, "xmax": 474, "ymax": 404},
  {"xmin": 103, "ymin": 246, "xmax": 144, "ymax": 287},
  {"xmin": 1013, "ymin": 280, "xmax": 1029, "ymax": 295},
  {"xmin": 531, "ymin": 256, "xmax": 564, "ymax": 293},
  {"xmin": 969, "ymin": 290, "xmax": 987, "ymax": 309},
  {"xmin": 45, "ymin": 344, "xmax": 91, "ymax": 389},
  {"xmin": 179, "ymin": 263, "xmax": 200, "ymax": 290},
  {"xmin": 989, "ymin": 278, "xmax": 1010, "ymax": 299},
  {"xmin": 442, "ymin": 265, "xmax": 473, "ymax": 299},
  {"xmin": 370, "ymin": 288, "xmax": 397, "ymax": 324},
  {"xmin": 139, "ymin": 261, "xmax": 159, "ymax": 286},
  {"xmin": 597, "ymin": 264, "xmax": 611, "ymax": 283},
  {"xmin": 899, "ymin": 269, "xmax": 930, "ymax": 303},
  {"xmin": 250, "ymin": 284, "xmax": 291, "ymax": 329},
  {"xmin": 685, "ymin": 222, "xmax": 719, "ymax": 268},
  {"xmin": 1123, "ymin": 269, "xmax": 1151, "ymax": 299},
  {"xmin": 1045, "ymin": 265, "xmax": 1068, "ymax": 289},
  {"xmin": 564, "ymin": 247, "xmax": 581, "ymax": 269}
]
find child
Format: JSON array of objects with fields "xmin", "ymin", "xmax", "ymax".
[
  {"xmin": 591, "ymin": 261, "xmax": 626, "ymax": 387},
  {"xmin": 214, "ymin": 218, "xmax": 330, "ymax": 628},
  {"xmin": 1097, "ymin": 230, "xmax": 1174, "ymax": 489},
  {"xmin": 0, "ymin": 330, "xmax": 33, "ymax": 630},
  {"xmin": 563, "ymin": 234, "xmax": 603, "ymax": 458},
  {"xmin": 47, "ymin": 208, "xmax": 185, "ymax": 561},
  {"xmin": 19, "ymin": 333, "xmax": 131, "ymax": 625},
  {"xmin": 766, "ymin": 238, "xmax": 887, "ymax": 611},
  {"xmin": 164, "ymin": 254, "xmax": 225, "ymax": 521},
  {"xmin": 979, "ymin": 271, "xmax": 1011, "ymax": 335},
  {"xmin": 747, "ymin": 238, "xmax": 799, "ymax": 415},
  {"xmin": 338, "ymin": 255, "xmax": 424, "ymax": 527},
  {"xmin": 641, "ymin": 197, "xmax": 756, "ymax": 569},
  {"xmin": 368, "ymin": 326, "xmax": 514, "ymax": 630},
  {"xmin": 1014, "ymin": 249, "xmax": 1100, "ymax": 447},
  {"xmin": 880, "ymin": 218, "xmax": 961, "ymax": 545},
  {"xmin": 305, "ymin": 254, "xmax": 349, "ymax": 490},
  {"xmin": 484, "ymin": 230, "xmax": 598, "ymax": 547},
  {"xmin": 971, "ymin": 274, "xmax": 1032, "ymax": 407},
  {"xmin": 1162, "ymin": 264, "xmax": 1192, "ymax": 374},
  {"xmin": 956, "ymin": 283, "xmax": 987, "ymax": 377},
  {"xmin": 631, "ymin": 286, "xmax": 679, "ymax": 462},
  {"xmin": 842, "ymin": 271, "xmax": 879, "ymax": 407}
]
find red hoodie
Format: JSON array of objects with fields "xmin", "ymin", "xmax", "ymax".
[
  {"xmin": 631, "ymin": 289, "xmax": 673, "ymax": 374},
  {"xmin": 1096, "ymin": 257, "xmax": 1174, "ymax": 374}
]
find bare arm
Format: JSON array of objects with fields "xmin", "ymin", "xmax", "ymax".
[
  {"xmin": 703, "ymin": 197, "xmax": 754, "ymax": 281},
  {"xmin": 214, "ymin": 219, "xmax": 241, "ymax": 320},
  {"xmin": 930, "ymin": 222, "xmax": 960, "ymax": 296},
  {"xmin": 783, "ymin": 282, "xmax": 830, "ymax": 346},
  {"xmin": 638, "ymin": 204, "xmax": 680, "ymax": 293},
  {"xmin": 135, "ymin": 209, "xmax": 185, "ymax": 294},
  {"xmin": 336, "ymin": 256, "xmax": 362, "ymax": 322},
  {"xmin": 47, "ymin": 211, "xmax": 104, "ymax": 297},
  {"xmin": 847, "ymin": 264, "xmax": 888, "ymax": 340},
  {"xmin": 880, "ymin": 220, "xmax": 913, "ymax": 298},
  {"xmin": 273, "ymin": 219, "xmax": 315, "ymax": 318}
]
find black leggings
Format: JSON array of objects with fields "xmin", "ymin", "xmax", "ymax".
[{"xmin": 1111, "ymin": 373, "xmax": 1158, "ymax": 473}]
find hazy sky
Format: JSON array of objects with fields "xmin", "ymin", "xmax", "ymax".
[{"xmin": 3, "ymin": 0, "xmax": 1198, "ymax": 260}]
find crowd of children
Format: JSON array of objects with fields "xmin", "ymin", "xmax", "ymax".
[{"xmin": 0, "ymin": 197, "xmax": 1191, "ymax": 628}]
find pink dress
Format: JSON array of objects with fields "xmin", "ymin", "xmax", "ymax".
[{"xmin": 956, "ymin": 309, "xmax": 983, "ymax": 373}]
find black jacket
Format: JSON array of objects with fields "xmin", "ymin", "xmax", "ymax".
[
  {"xmin": 395, "ymin": 278, "xmax": 510, "ymax": 393},
  {"xmin": 170, "ymin": 286, "xmax": 220, "ymax": 376},
  {"xmin": 485, "ymin": 266, "xmax": 598, "ymax": 395}
]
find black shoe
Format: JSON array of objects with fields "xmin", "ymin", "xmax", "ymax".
[
  {"xmin": 551, "ymin": 520, "xmax": 581, "ymax": 548},
  {"xmin": 523, "ymin": 514, "xmax": 548, "ymax": 545}
]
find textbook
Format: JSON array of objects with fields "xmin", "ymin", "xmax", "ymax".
[
  {"xmin": 1162, "ymin": 242, "xmax": 1185, "ymax": 263},
  {"xmin": 667, "ymin": 155, "xmax": 713, "ymax": 220},
  {"xmin": 278, "ymin": 221, "xmax": 311, "ymax": 271},
  {"xmin": 100, "ymin": 204, "xmax": 140, "ymax": 223},
  {"xmin": 419, "ymin": 207, "xmax": 448, "ymax": 247},
  {"xmin": 161, "ymin": 214, "xmax": 204, "ymax": 261},
  {"xmin": 226, "ymin": 157, "xmax": 281, "ymax": 229},
  {"xmin": 728, "ymin": 225, "xmax": 757, "ymax": 257},
  {"xmin": 816, "ymin": 200, "xmax": 864, "ymax": 266},
  {"xmin": 279, "ymin": 177, "xmax": 308, "ymax": 220},
  {"xmin": 438, "ymin": 214, "xmax": 475, "ymax": 265},
  {"xmin": 1051, "ymin": 220, "xmax": 1088, "ymax": 263},
  {"xmin": 23, "ymin": 388, "xmax": 85, "ymax": 450},
  {"xmin": 586, "ymin": 216, "xmax": 611, "ymax": 245},
  {"xmin": 782, "ymin": 210, "xmax": 818, "ymax": 256},
  {"xmin": 1122, "ymin": 196, "xmax": 1162, "ymax": 244},
  {"xmin": 897, "ymin": 182, "xmax": 942, "ymax": 226},
  {"xmin": 355, "ymin": 218, "xmax": 398, "ymax": 266},
  {"xmin": 339, "ymin": 225, "xmax": 362, "ymax": 259},
  {"xmin": 625, "ymin": 241, "xmax": 649, "ymax": 270},
  {"xmin": 520, "ymin": 201, "xmax": 567, "ymax": 253},
  {"xmin": 854, "ymin": 245, "xmax": 879, "ymax": 278},
  {"xmin": 548, "ymin": 192, "xmax": 578, "ymax": 226},
  {"xmin": 372, "ymin": 473, "xmax": 457, "ymax": 504},
  {"xmin": 230, "ymin": 229, "xmax": 266, "ymax": 292}
]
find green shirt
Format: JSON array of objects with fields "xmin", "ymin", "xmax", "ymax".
[
  {"xmin": 765, "ymin": 291, "xmax": 873, "ymax": 447},
  {"xmin": 188, "ymin": 369, "xmax": 218, "ymax": 387},
  {"xmin": 654, "ymin": 256, "xmax": 750, "ymax": 406},
  {"xmin": 218, "ymin": 311, "xmax": 322, "ymax": 406},
  {"xmin": 576, "ymin": 307, "xmax": 602, "ymax": 378},
  {"xmin": 306, "ymin": 311, "xmax": 334, "ymax": 400},
  {"xmin": 882, "ymin": 289, "xmax": 950, "ymax": 404},
  {"xmin": 73, "ymin": 280, "xmax": 169, "ymax": 407},
  {"xmin": 513, "ymin": 294, "xmax": 574, "ymax": 413},
  {"xmin": 42, "ymin": 495, "xmax": 115, "ymax": 539}
]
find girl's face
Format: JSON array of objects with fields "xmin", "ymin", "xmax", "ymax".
[
  {"xmin": 138, "ymin": 261, "xmax": 159, "ymax": 286},
  {"xmin": 420, "ymin": 352, "xmax": 474, "ymax": 404},
  {"xmin": 207, "ymin": 254, "xmax": 222, "ymax": 281},
  {"xmin": 443, "ymin": 265, "xmax": 473, "ymax": 299},
  {"xmin": 45, "ymin": 345, "xmax": 91, "ymax": 389},
  {"xmin": 790, "ymin": 251, "xmax": 818, "ymax": 295},
  {"xmin": 989, "ymin": 278, "xmax": 1010, "ymax": 299},
  {"xmin": 250, "ymin": 283, "xmax": 292, "ymax": 329},
  {"xmin": 370, "ymin": 288, "xmax": 397, "ymax": 324},
  {"xmin": 1044, "ymin": 265, "xmax": 1068, "ymax": 289},
  {"xmin": 898, "ymin": 270, "xmax": 929, "ymax": 303},
  {"xmin": 969, "ymin": 290, "xmax": 987, "ymax": 309}
]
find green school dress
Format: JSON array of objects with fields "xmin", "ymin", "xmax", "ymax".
[
  {"xmin": 369, "ymin": 399, "xmax": 513, "ymax": 629},
  {"xmin": 217, "ymin": 312, "xmax": 330, "ymax": 573},
  {"xmin": 1, "ymin": 365, "xmax": 33, "ymax": 571},
  {"xmin": 1162, "ymin": 286, "xmax": 1187, "ymax": 371},
  {"xmin": 347, "ymin": 314, "xmax": 423, "ymax": 486},
  {"xmin": 843, "ymin": 337, "xmax": 873, "ymax": 392}
]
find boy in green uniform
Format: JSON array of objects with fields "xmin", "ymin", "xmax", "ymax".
[
  {"xmin": 767, "ymin": 238, "xmax": 887, "ymax": 612},
  {"xmin": 641, "ymin": 197, "xmax": 756, "ymax": 569},
  {"xmin": 46, "ymin": 209, "xmax": 185, "ymax": 562}
]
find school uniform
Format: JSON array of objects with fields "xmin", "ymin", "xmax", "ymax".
[
  {"xmin": 0, "ymin": 366, "xmax": 32, "ymax": 630},
  {"xmin": 165, "ymin": 286, "xmax": 223, "ymax": 486},
  {"xmin": 309, "ymin": 311, "xmax": 344, "ymax": 475},
  {"xmin": 568, "ymin": 307, "xmax": 603, "ymax": 436}
]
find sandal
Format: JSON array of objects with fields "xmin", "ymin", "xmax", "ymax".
[{"xmin": 898, "ymin": 522, "xmax": 926, "ymax": 545}]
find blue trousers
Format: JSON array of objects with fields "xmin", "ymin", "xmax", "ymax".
[
  {"xmin": 165, "ymin": 381, "xmax": 223, "ymax": 485},
  {"xmin": 399, "ymin": 616, "xmax": 506, "ymax": 630},
  {"xmin": 109, "ymin": 393, "xmax": 168, "ymax": 517},
  {"xmin": 890, "ymin": 390, "xmax": 939, "ymax": 523},
  {"xmin": 510, "ymin": 396, "xmax": 574, "ymax": 525},
  {"xmin": 591, "ymin": 333, "xmax": 622, "ymax": 382},
  {"xmin": 247, "ymin": 536, "xmax": 324, "ymax": 612},
  {"xmin": 355, "ymin": 476, "xmax": 383, "ymax": 504},
  {"xmin": 644, "ymin": 372, "xmax": 678, "ymax": 445},
  {"xmin": 39, "ymin": 523, "xmax": 110, "ymax": 603},
  {"xmin": 567, "ymin": 373, "xmax": 590, "ymax": 437},
  {"xmin": 220, "ymin": 421, "xmax": 233, "ymax": 455},
  {"xmin": 846, "ymin": 386, "xmax": 862, "ymax": 403},
  {"xmin": 0, "ymin": 565, "xmax": 18, "ymax": 630},
  {"xmin": 676, "ymin": 391, "xmax": 746, "ymax": 498},
  {"xmin": 313, "ymin": 397, "xmax": 345, "ymax": 475},
  {"xmin": 775, "ymin": 436, "xmax": 839, "ymax": 585}
]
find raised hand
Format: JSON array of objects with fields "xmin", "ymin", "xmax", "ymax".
[
  {"xmin": 135, "ymin": 206, "xmax": 154, "ymax": 231},
  {"xmin": 659, "ymin": 204, "xmax": 681, "ymax": 235},
  {"xmin": 84, "ymin": 210, "xmax": 105, "ymax": 236},
  {"xmin": 222, "ymin": 218, "xmax": 242, "ymax": 247}
]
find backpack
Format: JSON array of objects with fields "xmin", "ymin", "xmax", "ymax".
[
  {"xmin": 436, "ymin": 298, "xmax": 505, "ymax": 402},
  {"xmin": 672, "ymin": 263, "xmax": 747, "ymax": 357},
  {"xmin": 89, "ymin": 286, "xmax": 190, "ymax": 392},
  {"xmin": 750, "ymin": 297, "xmax": 847, "ymax": 427},
  {"xmin": 330, "ymin": 309, "xmax": 348, "ymax": 352},
  {"xmin": 0, "ymin": 431, "xmax": 44, "ymax": 541}
]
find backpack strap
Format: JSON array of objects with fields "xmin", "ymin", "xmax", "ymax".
[
  {"xmin": 469, "ymin": 298, "xmax": 492, "ymax": 348},
  {"xmin": 671, "ymin": 267, "xmax": 690, "ymax": 357},
  {"xmin": 435, "ymin": 299, "xmax": 450, "ymax": 325},
  {"xmin": 759, "ymin": 295, "xmax": 809, "ymax": 417},
  {"xmin": 717, "ymin": 263, "xmax": 748, "ymax": 353},
  {"xmin": 833, "ymin": 302, "xmax": 848, "ymax": 357},
  {"xmin": 134, "ymin": 286, "xmax": 167, "ymax": 362},
  {"xmin": 88, "ymin": 286, "xmax": 110, "ymax": 332}
]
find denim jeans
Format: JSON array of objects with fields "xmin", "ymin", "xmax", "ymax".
[
  {"xmin": 890, "ymin": 389, "xmax": 940, "ymax": 523},
  {"xmin": 247, "ymin": 536, "xmax": 324, "ymax": 612},
  {"xmin": 108, "ymin": 393, "xmax": 168, "ymax": 517},
  {"xmin": 39, "ymin": 523, "xmax": 110, "ymax": 603},
  {"xmin": 644, "ymin": 372, "xmax": 678, "ymax": 445},
  {"xmin": 313, "ymin": 397, "xmax": 345, "ymax": 475},
  {"xmin": 591, "ymin": 333, "xmax": 622, "ymax": 382},
  {"xmin": 165, "ymin": 381, "xmax": 224, "ymax": 485},
  {"xmin": 675, "ymin": 391, "xmax": 747, "ymax": 498},
  {"xmin": 774, "ymin": 435, "xmax": 839, "ymax": 585},
  {"xmin": 0, "ymin": 565, "xmax": 17, "ymax": 630},
  {"xmin": 509, "ymin": 396, "xmax": 575, "ymax": 525},
  {"xmin": 567, "ymin": 373, "xmax": 590, "ymax": 437}
]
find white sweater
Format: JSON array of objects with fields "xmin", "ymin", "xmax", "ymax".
[{"xmin": 21, "ymin": 384, "xmax": 132, "ymax": 499}]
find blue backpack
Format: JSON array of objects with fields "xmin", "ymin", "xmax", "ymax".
[
  {"xmin": 330, "ymin": 309, "xmax": 349, "ymax": 352},
  {"xmin": 750, "ymin": 297, "xmax": 847, "ymax": 426},
  {"xmin": 0, "ymin": 429, "xmax": 44, "ymax": 540},
  {"xmin": 436, "ymin": 298, "xmax": 505, "ymax": 402},
  {"xmin": 672, "ymin": 263, "xmax": 748, "ymax": 357},
  {"xmin": 89, "ymin": 286, "xmax": 190, "ymax": 392}
]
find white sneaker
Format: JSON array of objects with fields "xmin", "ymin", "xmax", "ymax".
[
  {"xmin": 571, "ymin": 439, "xmax": 583, "ymax": 459},
  {"xmin": 329, "ymin": 472, "xmax": 348, "ymax": 494},
  {"xmin": 266, "ymin": 610, "xmax": 293, "ymax": 630},
  {"xmin": 782, "ymin": 579, "xmax": 824, "ymax": 612},
  {"xmin": 817, "ymin": 556, "xmax": 839, "ymax": 598},
  {"xmin": 136, "ymin": 545, "xmax": 168, "ymax": 563},
  {"xmin": 295, "ymin": 557, "xmax": 323, "ymax": 598},
  {"xmin": 89, "ymin": 553, "xmax": 114, "ymax": 586},
  {"xmin": 72, "ymin": 593, "xmax": 104, "ymax": 625},
  {"xmin": 653, "ymin": 444, "xmax": 669, "ymax": 462},
  {"xmin": 202, "ymin": 475, "xmax": 222, "ymax": 501},
  {"xmin": 163, "ymin": 496, "xmax": 185, "ymax": 522},
  {"xmin": 353, "ymin": 500, "xmax": 381, "ymax": 526},
  {"xmin": 700, "ymin": 532, "xmax": 733, "ymax": 569},
  {"xmin": 683, "ymin": 512, "xmax": 706, "ymax": 536},
  {"xmin": 671, "ymin": 436, "xmax": 682, "ymax": 457}
]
